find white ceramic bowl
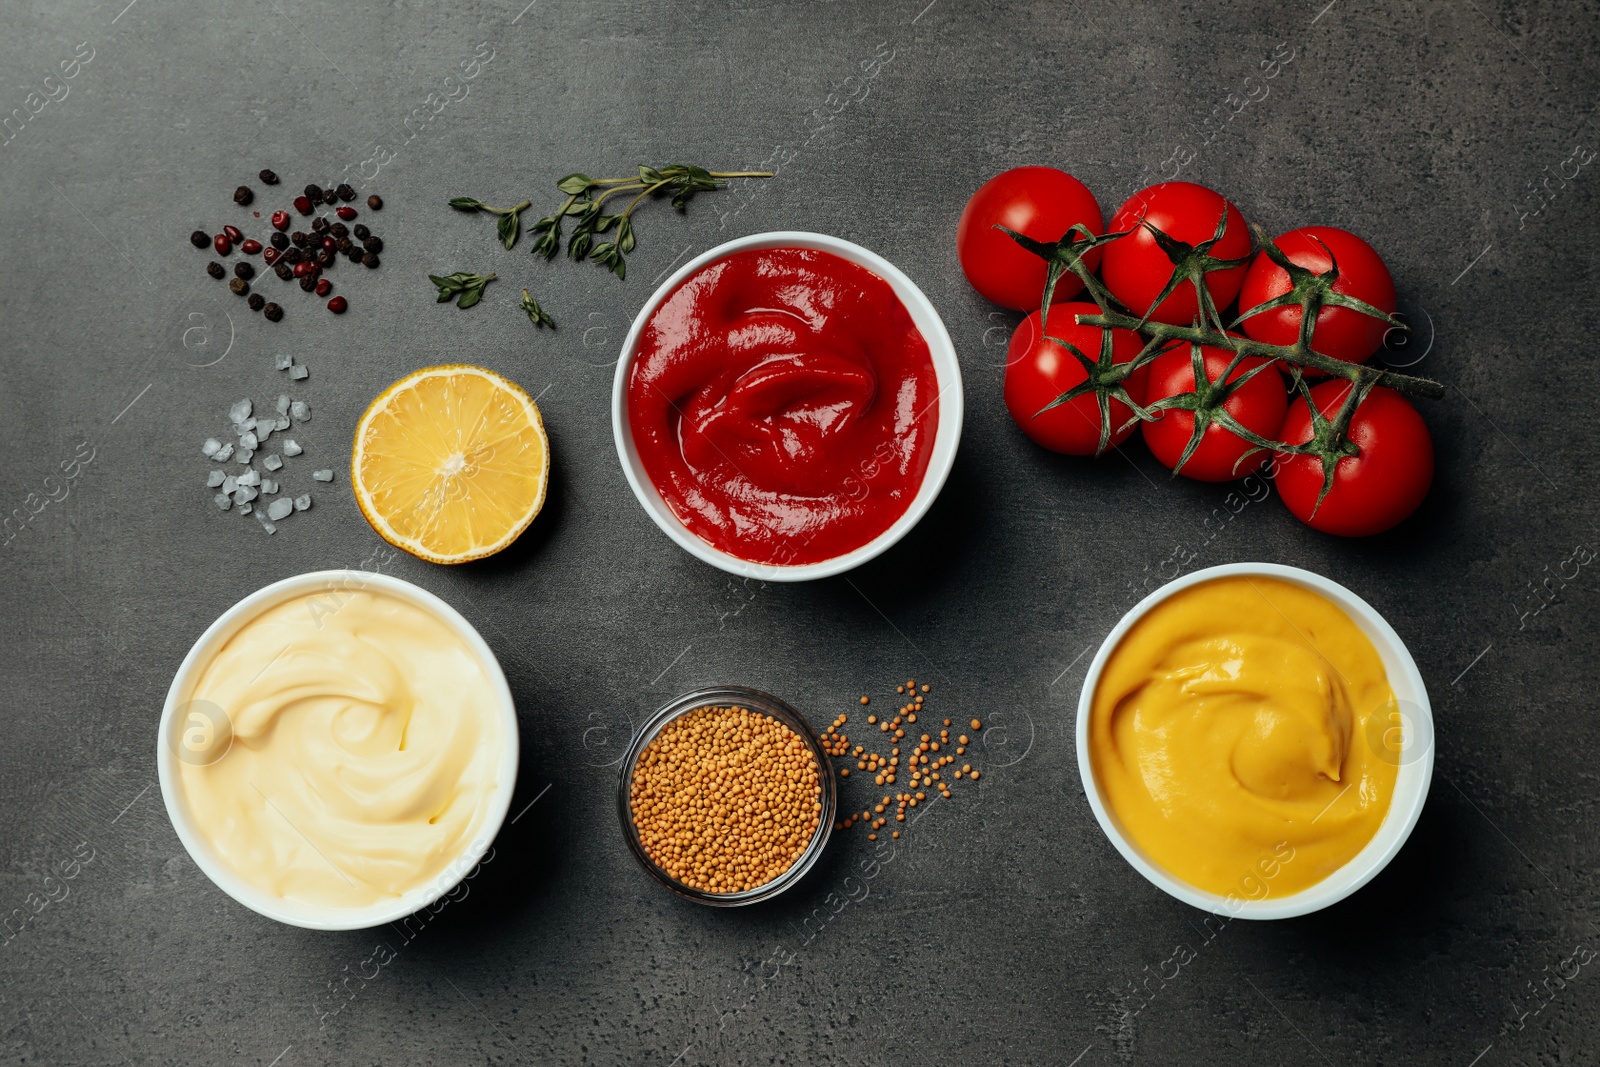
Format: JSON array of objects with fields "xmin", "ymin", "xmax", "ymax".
[
  {"xmin": 1076, "ymin": 563, "xmax": 1434, "ymax": 920},
  {"xmin": 611, "ymin": 231, "xmax": 964, "ymax": 582},
  {"xmin": 157, "ymin": 570, "xmax": 519, "ymax": 931}
]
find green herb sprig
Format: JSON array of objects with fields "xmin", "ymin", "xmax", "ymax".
[
  {"xmin": 519, "ymin": 289, "xmax": 555, "ymax": 329},
  {"xmin": 430, "ymin": 271, "xmax": 497, "ymax": 309},
  {"xmin": 528, "ymin": 164, "xmax": 772, "ymax": 280},
  {"xmin": 449, "ymin": 198, "xmax": 532, "ymax": 250}
]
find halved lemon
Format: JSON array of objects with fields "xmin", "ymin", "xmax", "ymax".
[{"xmin": 352, "ymin": 364, "xmax": 550, "ymax": 564}]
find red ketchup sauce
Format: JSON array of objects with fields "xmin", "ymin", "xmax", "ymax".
[{"xmin": 628, "ymin": 247, "xmax": 939, "ymax": 566}]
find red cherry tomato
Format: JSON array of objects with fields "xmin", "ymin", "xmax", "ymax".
[
  {"xmin": 956, "ymin": 167, "xmax": 1104, "ymax": 311},
  {"xmin": 1274, "ymin": 382, "xmax": 1433, "ymax": 536},
  {"xmin": 1237, "ymin": 226, "xmax": 1397, "ymax": 366},
  {"xmin": 1101, "ymin": 182, "xmax": 1252, "ymax": 326},
  {"xmin": 1141, "ymin": 344, "xmax": 1286, "ymax": 482},
  {"xmin": 1004, "ymin": 302, "xmax": 1147, "ymax": 455}
]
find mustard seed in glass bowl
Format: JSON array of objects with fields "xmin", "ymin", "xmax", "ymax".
[{"xmin": 618, "ymin": 686, "xmax": 836, "ymax": 906}]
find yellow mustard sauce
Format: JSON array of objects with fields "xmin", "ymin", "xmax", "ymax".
[{"xmin": 1090, "ymin": 576, "xmax": 1398, "ymax": 898}]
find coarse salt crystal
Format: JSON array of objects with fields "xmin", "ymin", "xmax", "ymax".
[
  {"xmin": 229, "ymin": 399, "xmax": 253, "ymax": 423},
  {"xmin": 312, "ymin": 469, "xmax": 334, "ymax": 482},
  {"xmin": 290, "ymin": 401, "xmax": 311, "ymax": 422},
  {"xmin": 289, "ymin": 365, "xmax": 309, "ymax": 381},
  {"xmin": 237, "ymin": 447, "xmax": 254, "ymax": 464},
  {"xmin": 256, "ymin": 512, "xmax": 276, "ymax": 534},
  {"xmin": 213, "ymin": 442, "xmax": 234, "ymax": 461},
  {"xmin": 238, "ymin": 469, "xmax": 261, "ymax": 487},
  {"xmin": 240, "ymin": 417, "xmax": 258, "ymax": 432},
  {"xmin": 257, "ymin": 424, "xmax": 273, "ymax": 444},
  {"xmin": 274, "ymin": 416, "xmax": 289, "ymax": 431},
  {"xmin": 206, "ymin": 469, "xmax": 225, "ymax": 488},
  {"xmin": 214, "ymin": 493, "xmax": 232, "ymax": 511},
  {"xmin": 275, "ymin": 354, "xmax": 294, "ymax": 371},
  {"xmin": 240, "ymin": 431, "xmax": 259, "ymax": 450},
  {"xmin": 261, "ymin": 479, "xmax": 278, "ymax": 495},
  {"xmin": 282, "ymin": 439, "xmax": 303, "ymax": 457},
  {"xmin": 267, "ymin": 498, "xmax": 294, "ymax": 521},
  {"xmin": 276, "ymin": 394, "xmax": 291, "ymax": 414},
  {"xmin": 221, "ymin": 475, "xmax": 239, "ymax": 495},
  {"xmin": 238, "ymin": 502, "xmax": 253, "ymax": 515},
  {"xmin": 263, "ymin": 454, "xmax": 283, "ymax": 471},
  {"xmin": 202, "ymin": 438, "xmax": 222, "ymax": 458},
  {"xmin": 293, "ymin": 494, "xmax": 312, "ymax": 511}
]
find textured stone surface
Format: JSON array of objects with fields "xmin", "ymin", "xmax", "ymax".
[{"xmin": 1, "ymin": 0, "xmax": 1597, "ymax": 1063}]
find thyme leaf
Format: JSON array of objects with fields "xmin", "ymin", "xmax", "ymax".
[
  {"xmin": 519, "ymin": 289, "xmax": 556, "ymax": 329},
  {"xmin": 429, "ymin": 271, "xmax": 497, "ymax": 309}
]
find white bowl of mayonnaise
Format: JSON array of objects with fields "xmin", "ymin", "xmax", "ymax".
[{"xmin": 158, "ymin": 570, "xmax": 519, "ymax": 930}]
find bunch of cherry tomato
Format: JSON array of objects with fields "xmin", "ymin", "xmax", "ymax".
[{"xmin": 956, "ymin": 167, "xmax": 1435, "ymax": 537}]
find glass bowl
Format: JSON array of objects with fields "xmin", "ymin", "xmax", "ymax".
[{"xmin": 617, "ymin": 685, "xmax": 837, "ymax": 906}]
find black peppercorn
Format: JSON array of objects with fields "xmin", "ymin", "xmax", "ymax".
[
  {"xmin": 263, "ymin": 302, "xmax": 283, "ymax": 322},
  {"xmin": 189, "ymin": 230, "xmax": 210, "ymax": 249},
  {"xmin": 329, "ymin": 223, "xmax": 348, "ymax": 238},
  {"xmin": 362, "ymin": 252, "xmax": 380, "ymax": 269},
  {"xmin": 284, "ymin": 247, "xmax": 304, "ymax": 264},
  {"xmin": 335, "ymin": 237, "xmax": 353, "ymax": 252},
  {"xmin": 234, "ymin": 262, "xmax": 255, "ymax": 280},
  {"xmin": 233, "ymin": 185, "xmax": 253, "ymax": 206},
  {"xmin": 362, "ymin": 236, "xmax": 384, "ymax": 254},
  {"xmin": 299, "ymin": 276, "xmax": 317, "ymax": 292},
  {"xmin": 270, "ymin": 231, "xmax": 289, "ymax": 250},
  {"xmin": 366, "ymin": 194, "xmax": 383, "ymax": 210},
  {"xmin": 311, "ymin": 217, "xmax": 329, "ymax": 233},
  {"xmin": 206, "ymin": 261, "xmax": 226, "ymax": 279},
  {"xmin": 290, "ymin": 231, "xmax": 308, "ymax": 248},
  {"xmin": 259, "ymin": 169, "xmax": 279, "ymax": 185},
  {"xmin": 305, "ymin": 184, "xmax": 323, "ymax": 204},
  {"xmin": 346, "ymin": 247, "xmax": 364, "ymax": 262},
  {"xmin": 247, "ymin": 292, "xmax": 265, "ymax": 311},
  {"xmin": 336, "ymin": 184, "xmax": 355, "ymax": 201},
  {"xmin": 321, "ymin": 187, "xmax": 337, "ymax": 203},
  {"xmin": 274, "ymin": 262, "xmax": 294, "ymax": 281},
  {"xmin": 317, "ymin": 251, "xmax": 335, "ymax": 268},
  {"xmin": 228, "ymin": 277, "xmax": 249, "ymax": 296},
  {"xmin": 352, "ymin": 224, "xmax": 370, "ymax": 241}
]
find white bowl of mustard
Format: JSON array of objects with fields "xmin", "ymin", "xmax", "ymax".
[
  {"xmin": 1076, "ymin": 562, "xmax": 1433, "ymax": 920},
  {"xmin": 158, "ymin": 570, "xmax": 519, "ymax": 931}
]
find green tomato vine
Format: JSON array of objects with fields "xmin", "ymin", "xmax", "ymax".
[{"xmin": 1003, "ymin": 213, "xmax": 1445, "ymax": 506}]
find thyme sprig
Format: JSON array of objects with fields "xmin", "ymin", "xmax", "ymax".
[
  {"xmin": 1005, "ymin": 215, "xmax": 1444, "ymax": 510},
  {"xmin": 529, "ymin": 164, "xmax": 773, "ymax": 279},
  {"xmin": 430, "ymin": 271, "xmax": 497, "ymax": 309},
  {"xmin": 449, "ymin": 199, "xmax": 532, "ymax": 250}
]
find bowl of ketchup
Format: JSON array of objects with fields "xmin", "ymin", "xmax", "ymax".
[{"xmin": 613, "ymin": 232, "xmax": 962, "ymax": 581}]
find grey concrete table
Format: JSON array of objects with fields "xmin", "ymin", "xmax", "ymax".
[{"xmin": 3, "ymin": 0, "xmax": 1596, "ymax": 1063}]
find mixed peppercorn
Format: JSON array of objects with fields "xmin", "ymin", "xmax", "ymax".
[
  {"xmin": 189, "ymin": 171, "xmax": 387, "ymax": 321},
  {"xmin": 821, "ymin": 681, "xmax": 982, "ymax": 841}
]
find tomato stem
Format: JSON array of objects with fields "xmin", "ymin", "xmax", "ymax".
[{"xmin": 1004, "ymin": 217, "xmax": 1445, "ymax": 466}]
